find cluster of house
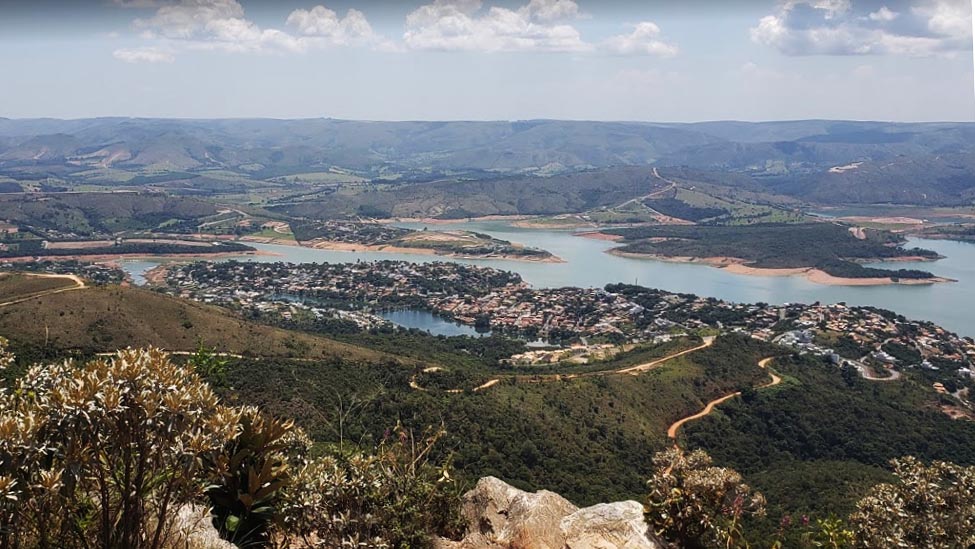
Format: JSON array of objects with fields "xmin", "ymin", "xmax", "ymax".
[
  {"xmin": 162, "ymin": 260, "xmax": 975, "ymax": 382},
  {"xmin": 431, "ymin": 287, "xmax": 644, "ymax": 337}
]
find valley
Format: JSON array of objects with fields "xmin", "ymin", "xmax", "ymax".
[{"xmin": 4, "ymin": 117, "xmax": 975, "ymax": 548}]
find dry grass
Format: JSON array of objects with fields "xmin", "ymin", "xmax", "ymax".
[
  {"xmin": 0, "ymin": 285, "xmax": 393, "ymax": 362},
  {"xmin": 0, "ymin": 273, "xmax": 77, "ymax": 300}
]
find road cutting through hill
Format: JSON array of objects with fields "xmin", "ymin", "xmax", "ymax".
[
  {"xmin": 0, "ymin": 273, "xmax": 87, "ymax": 308},
  {"xmin": 410, "ymin": 336, "xmax": 716, "ymax": 393},
  {"xmin": 667, "ymin": 356, "xmax": 781, "ymax": 440}
]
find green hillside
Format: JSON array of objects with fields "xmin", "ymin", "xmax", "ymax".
[
  {"xmin": 0, "ymin": 284, "xmax": 389, "ymax": 362},
  {"xmin": 217, "ymin": 334, "xmax": 776, "ymax": 505}
]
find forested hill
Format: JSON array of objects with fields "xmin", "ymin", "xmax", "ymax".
[{"xmin": 1, "ymin": 118, "xmax": 974, "ymax": 206}]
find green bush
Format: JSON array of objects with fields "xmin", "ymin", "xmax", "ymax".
[
  {"xmin": 0, "ymin": 341, "xmax": 464, "ymax": 549},
  {"xmin": 281, "ymin": 425, "xmax": 465, "ymax": 549}
]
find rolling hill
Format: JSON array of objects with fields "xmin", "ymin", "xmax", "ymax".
[
  {"xmin": 0, "ymin": 282, "xmax": 390, "ymax": 362},
  {"xmin": 1, "ymin": 118, "xmax": 974, "ymax": 209}
]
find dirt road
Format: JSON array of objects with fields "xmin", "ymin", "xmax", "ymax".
[
  {"xmin": 411, "ymin": 337, "xmax": 716, "ymax": 393},
  {"xmin": 667, "ymin": 356, "xmax": 780, "ymax": 440},
  {"xmin": 0, "ymin": 273, "xmax": 87, "ymax": 308}
]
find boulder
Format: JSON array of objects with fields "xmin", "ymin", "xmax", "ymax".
[
  {"xmin": 562, "ymin": 501, "xmax": 658, "ymax": 549},
  {"xmin": 438, "ymin": 477, "xmax": 664, "ymax": 549}
]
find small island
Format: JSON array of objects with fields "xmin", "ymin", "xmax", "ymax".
[
  {"xmin": 593, "ymin": 222, "xmax": 952, "ymax": 286},
  {"xmin": 288, "ymin": 221, "xmax": 562, "ymax": 263}
]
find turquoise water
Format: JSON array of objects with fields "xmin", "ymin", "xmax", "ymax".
[
  {"xmin": 120, "ymin": 222, "xmax": 975, "ymax": 336},
  {"xmin": 379, "ymin": 309, "xmax": 490, "ymax": 337}
]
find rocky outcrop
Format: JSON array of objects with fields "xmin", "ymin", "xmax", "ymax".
[{"xmin": 437, "ymin": 477, "xmax": 665, "ymax": 549}]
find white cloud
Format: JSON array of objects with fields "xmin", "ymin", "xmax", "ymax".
[
  {"xmin": 603, "ymin": 22, "xmax": 678, "ymax": 57},
  {"xmin": 751, "ymin": 0, "xmax": 972, "ymax": 56},
  {"xmin": 868, "ymin": 6, "xmax": 898, "ymax": 22},
  {"xmin": 914, "ymin": 0, "xmax": 973, "ymax": 38},
  {"xmin": 135, "ymin": 0, "xmax": 245, "ymax": 40},
  {"xmin": 522, "ymin": 0, "xmax": 581, "ymax": 22},
  {"xmin": 113, "ymin": 46, "xmax": 175, "ymax": 63},
  {"xmin": 285, "ymin": 6, "xmax": 378, "ymax": 47},
  {"xmin": 117, "ymin": 1, "xmax": 386, "ymax": 61},
  {"xmin": 403, "ymin": 0, "xmax": 590, "ymax": 52}
]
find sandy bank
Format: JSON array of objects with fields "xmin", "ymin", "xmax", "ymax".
[
  {"xmin": 607, "ymin": 249, "xmax": 744, "ymax": 267},
  {"xmin": 576, "ymin": 231, "xmax": 624, "ymax": 242},
  {"xmin": 239, "ymin": 235, "xmax": 302, "ymax": 247},
  {"xmin": 721, "ymin": 263, "xmax": 954, "ymax": 286},
  {"xmin": 142, "ymin": 265, "xmax": 170, "ymax": 286},
  {"xmin": 512, "ymin": 218, "xmax": 596, "ymax": 230},
  {"xmin": 609, "ymin": 249, "xmax": 954, "ymax": 286}
]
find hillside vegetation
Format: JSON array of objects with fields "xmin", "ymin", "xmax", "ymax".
[
  {"xmin": 0, "ymin": 192, "xmax": 219, "ymax": 236},
  {"xmin": 606, "ymin": 222, "xmax": 941, "ymax": 279},
  {"xmin": 682, "ymin": 353, "xmax": 975, "ymax": 544},
  {"xmin": 272, "ymin": 166, "xmax": 667, "ymax": 220},
  {"xmin": 0, "ymin": 284, "xmax": 388, "ymax": 362},
  {"xmin": 0, "ymin": 272, "xmax": 77, "ymax": 299},
  {"xmin": 217, "ymin": 334, "xmax": 776, "ymax": 505}
]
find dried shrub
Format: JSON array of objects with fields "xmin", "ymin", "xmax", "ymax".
[
  {"xmin": 0, "ymin": 340, "xmax": 463, "ymax": 549},
  {"xmin": 280, "ymin": 425, "xmax": 465, "ymax": 549},
  {"xmin": 646, "ymin": 447, "xmax": 765, "ymax": 549},
  {"xmin": 0, "ymin": 346, "xmax": 239, "ymax": 549},
  {"xmin": 851, "ymin": 456, "xmax": 975, "ymax": 548}
]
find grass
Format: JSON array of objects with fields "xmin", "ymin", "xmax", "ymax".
[
  {"xmin": 270, "ymin": 172, "xmax": 368, "ymax": 184},
  {"xmin": 247, "ymin": 227, "xmax": 296, "ymax": 241},
  {"xmin": 674, "ymin": 188, "xmax": 806, "ymax": 225},
  {"xmin": 0, "ymin": 273, "xmax": 77, "ymax": 301},
  {"xmin": 0, "ymin": 285, "xmax": 395, "ymax": 362}
]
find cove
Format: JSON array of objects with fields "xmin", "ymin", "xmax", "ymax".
[{"xmin": 120, "ymin": 220, "xmax": 975, "ymax": 337}]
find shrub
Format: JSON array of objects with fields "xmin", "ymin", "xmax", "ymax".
[
  {"xmin": 204, "ymin": 408, "xmax": 305, "ymax": 548},
  {"xmin": 646, "ymin": 448, "xmax": 765, "ymax": 549},
  {"xmin": 0, "ymin": 340, "xmax": 464, "ymax": 549},
  {"xmin": 851, "ymin": 456, "xmax": 975, "ymax": 547},
  {"xmin": 0, "ymin": 346, "xmax": 239, "ymax": 549},
  {"xmin": 281, "ymin": 425, "xmax": 465, "ymax": 549}
]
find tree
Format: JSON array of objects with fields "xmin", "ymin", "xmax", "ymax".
[
  {"xmin": 851, "ymin": 456, "xmax": 975, "ymax": 547},
  {"xmin": 646, "ymin": 448, "xmax": 765, "ymax": 549}
]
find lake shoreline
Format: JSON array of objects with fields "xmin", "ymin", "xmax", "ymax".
[
  {"xmin": 0, "ymin": 249, "xmax": 278, "ymax": 264},
  {"xmin": 606, "ymin": 249, "xmax": 955, "ymax": 286},
  {"xmin": 383, "ymin": 215, "xmax": 535, "ymax": 226}
]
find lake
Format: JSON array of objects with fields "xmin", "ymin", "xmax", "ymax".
[
  {"xmin": 120, "ymin": 221, "xmax": 975, "ymax": 336},
  {"xmin": 379, "ymin": 309, "xmax": 490, "ymax": 337}
]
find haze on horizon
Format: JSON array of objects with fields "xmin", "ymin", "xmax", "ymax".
[{"xmin": 0, "ymin": 0, "xmax": 973, "ymax": 122}]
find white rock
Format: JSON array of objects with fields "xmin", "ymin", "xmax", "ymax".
[
  {"xmin": 562, "ymin": 501, "xmax": 659, "ymax": 549},
  {"xmin": 438, "ymin": 477, "xmax": 664, "ymax": 549}
]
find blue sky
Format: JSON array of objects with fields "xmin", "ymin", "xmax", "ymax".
[{"xmin": 0, "ymin": 0, "xmax": 972, "ymax": 121}]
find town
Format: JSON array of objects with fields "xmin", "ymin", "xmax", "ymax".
[{"xmin": 160, "ymin": 259, "xmax": 975, "ymax": 399}]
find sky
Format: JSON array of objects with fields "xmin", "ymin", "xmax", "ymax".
[{"xmin": 0, "ymin": 0, "xmax": 972, "ymax": 122}]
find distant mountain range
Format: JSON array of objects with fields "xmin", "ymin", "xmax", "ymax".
[{"xmin": 0, "ymin": 117, "xmax": 973, "ymax": 205}]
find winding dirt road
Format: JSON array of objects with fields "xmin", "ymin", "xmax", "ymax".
[
  {"xmin": 667, "ymin": 356, "xmax": 780, "ymax": 440},
  {"xmin": 0, "ymin": 273, "xmax": 87, "ymax": 308},
  {"xmin": 411, "ymin": 336, "xmax": 716, "ymax": 394},
  {"xmin": 614, "ymin": 167, "xmax": 677, "ymax": 210}
]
